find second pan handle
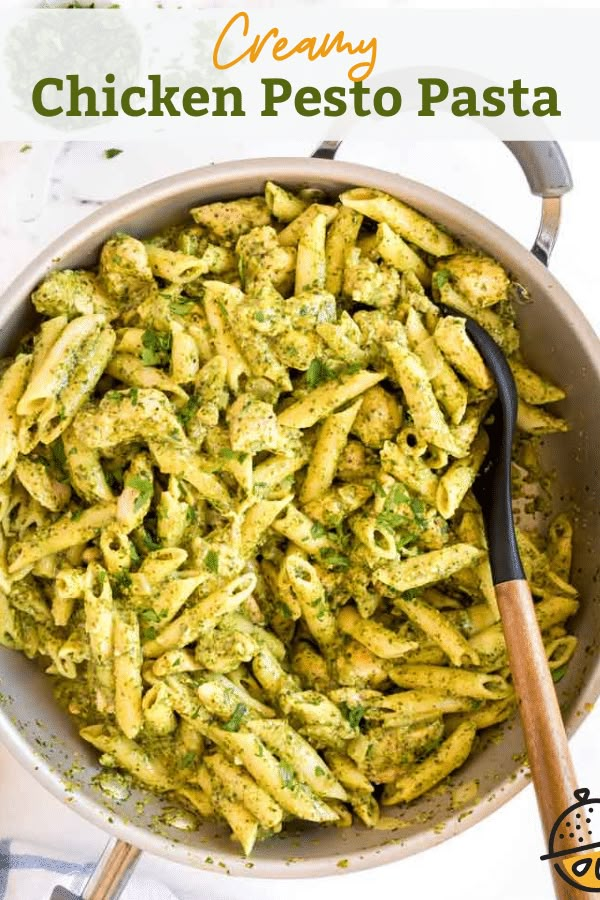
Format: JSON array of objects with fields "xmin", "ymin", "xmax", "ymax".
[
  {"xmin": 49, "ymin": 839, "xmax": 140, "ymax": 900},
  {"xmin": 312, "ymin": 139, "xmax": 573, "ymax": 266}
]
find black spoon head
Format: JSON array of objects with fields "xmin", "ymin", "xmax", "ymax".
[{"xmin": 441, "ymin": 307, "xmax": 525, "ymax": 584}]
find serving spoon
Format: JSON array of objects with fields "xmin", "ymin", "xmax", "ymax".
[{"xmin": 457, "ymin": 312, "xmax": 583, "ymax": 900}]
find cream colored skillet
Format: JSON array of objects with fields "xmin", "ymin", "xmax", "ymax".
[{"xmin": 0, "ymin": 140, "xmax": 590, "ymax": 897}]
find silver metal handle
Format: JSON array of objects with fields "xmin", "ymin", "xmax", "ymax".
[
  {"xmin": 81, "ymin": 838, "xmax": 141, "ymax": 900},
  {"xmin": 50, "ymin": 838, "xmax": 140, "ymax": 900},
  {"xmin": 312, "ymin": 139, "xmax": 573, "ymax": 266}
]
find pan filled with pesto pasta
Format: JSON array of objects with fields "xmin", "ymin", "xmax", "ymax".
[{"xmin": 0, "ymin": 142, "xmax": 599, "ymax": 880}]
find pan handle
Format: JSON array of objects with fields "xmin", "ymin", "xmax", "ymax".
[
  {"xmin": 50, "ymin": 838, "xmax": 140, "ymax": 900},
  {"xmin": 312, "ymin": 139, "xmax": 573, "ymax": 267},
  {"xmin": 80, "ymin": 838, "xmax": 141, "ymax": 900}
]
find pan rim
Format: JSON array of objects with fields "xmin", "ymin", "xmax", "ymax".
[{"xmin": 1, "ymin": 154, "xmax": 599, "ymax": 879}]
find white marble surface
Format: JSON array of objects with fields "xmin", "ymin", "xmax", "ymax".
[{"xmin": 0, "ymin": 138, "xmax": 599, "ymax": 900}]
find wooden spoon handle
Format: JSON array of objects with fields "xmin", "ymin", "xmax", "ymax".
[{"xmin": 496, "ymin": 579, "xmax": 584, "ymax": 899}]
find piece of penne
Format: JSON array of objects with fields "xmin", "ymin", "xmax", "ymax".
[
  {"xmin": 325, "ymin": 206, "xmax": 363, "ymax": 296},
  {"xmin": 204, "ymin": 751, "xmax": 283, "ymax": 831},
  {"xmin": 337, "ymin": 606, "xmax": 418, "ymax": 660},
  {"xmin": 340, "ymin": 188, "xmax": 458, "ymax": 256},
  {"xmin": 382, "ymin": 721, "xmax": 477, "ymax": 805},
  {"xmin": 84, "ymin": 563, "xmax": 115, "ymax": 714},
  {"xmin": 278, "ymin": 370, "xmax": 384, "ymax": 429},
  {"xmin": 300, "ymin": 399, "xmax": 362, "ymax": 504},
  {"xmin": 375, "ymin": 543, "xmax": 484, "ymax": 595},
  {"xmin": 142, "ymin": 572, "xmax": 256, "ymax": 658},
  {"xmin": 434, "ymin": 316, "xmax": 493, "ymax": 391},
  {"xmin": 206, "ymin": 725, "xmax": 339, "ymax": 823},
  {"xmin": 285, "ymin": 554, "xmax": 337, "ymax": 652},
  {"xmin": 389, "ymin": 664, "xmax": 512, "ymax": 700},
  {"xmin": 247, "ymin": 719, "xmax": 347, "ymax": 801},
  {"xmin": 113, "ymin": 604, "xmax": 143, "ymax": 739},
  {"xmin": 394, "ymin": 595, "xmax": 480, "ymax": 667},
  {"xmin": 265, "ymin": 181, "xmax": 309, "ymax": 222},
  {"xmin": 385, "ymin": 343, "xmax": 465, "ymax": 457},
  {"xmin": 436, "ymin": 430, "xmax": 489, "ymax": 520}
]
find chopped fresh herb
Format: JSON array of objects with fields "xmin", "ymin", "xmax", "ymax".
[
  {"xmin": 306, "ymin": 358, "xmax": 362, "ymax": 389},
  {"xmin": 180, "ymin": 751, "xmax": 197, "ymax": 769},
  {"xmin": 104, "ymin": 148, "xmax": 123, "ymax": 160},
  {"xmin": 219, "ymin": 447, "xmax": 248, "ymax": 463},
  {"xmin": 141, "ymin": 329, "xmax": 171, "ymax": 366},
  {"xmin": 376, "ymin": 482, "xmax": 425, "ymax": 537},
  {"xmin": 186, "ymin": 505, "xmax": 198, "ymax": 525},
  {"xmin": 170, "ymin": 298, "xmax": 195, "ymax": 316},
  {"xmin": 314, "ymin": 765, "xmax": 326, "ymax": 777},
  {"xmin": 129, "ymin": 543, "xmax": 140, "ymax": 565},
  {"xmin": 279, "ymin": 761, "xmax": 295, "ymax": 788},
  {"xmin": 71, "ymin": 509, "xmax": 83, "ymax": 521},
  {"xmin": 433, "ymin": 269, "xmax": 450, "ymax": 290},
  {"xmin": 126, "ymin": 475, "xmax": 153, "ymax": 511},
  {"xmin": 389, "ymin": 483, "xmax": 410, "ymax": 506},
  {"xmin": 334, "ymin": 520, "xmax": 352, "ymax": 552},
  {"xmin": 277, "ymin": 601, "xmax": 293, "ymax": 620},
  {"xmin": 130, "ymin": 387, "xmax": 139, "ymax": 406},
  {"xmin": 409, "ymin": 496, "xmax": 427, "ymax": 529},
  {"xmin": 113, "ymin": 570, "xmax": 132, "ymax": 592},
  {"xmin": 221, "ymin": 703, "xmax": 247, "ymax": 732},
  {"xmin": 306, "ymin": 358, "xmax": 335, "ymax": 389},
  {"xmin": 20, "ymin": 144, "xmax": 32, "ymax": 153},
  {"xmin": 204, "ymin": 550, "xmax": 219, "ymax": 574},
  {"xmin": 105, "ymin": 465, "xmax": 124, "ymax": 490},
  {"xmin": 141, "ymin": 529, "xmax": 161, "ymax": 552},
  {"xmin": 254, "ymin": 311, "xmax": 266, "ymax": 323},
  {"xmin": 341, "ymin": 702, "xmax": 365, "ymax": 730},
  {"xmin": 552, "ymin": 665, "xmax": 568, "ymax": 683},
  {"xmin": 51, "ymin": 437, "xmax": 67, "ymax": 472},
  {"xmin": 319, "ymin": 546, "xmax": 350, "ymax": 570},
  {"xmin": 310, "ymin": 522, "xmax": 326, "ymax": 540},
  {"xmin": 139, "ymin": 609, "xmax": 161, "ymax": 624},
  {"xmin": 178, "ymin": 394, "xmax": 201, "ymax": 428},
  {"xmin": 377, "ymin": 507, "xmax": 410, "ymax": 532},
  {"xmin": 395, "ymin": 532, "xmax": 418, "ymax": 549},
  {"xmin": 144, "ymin": 626, "xmax": 157, "ymax": 641}
]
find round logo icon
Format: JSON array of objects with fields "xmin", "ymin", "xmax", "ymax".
[{"xmin": 541, "ymin": 788, "xmax": 600, "ymax": 892}]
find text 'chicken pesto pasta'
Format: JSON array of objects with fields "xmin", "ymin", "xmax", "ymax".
[{"xmin": 0, "ymin": 180, "xmax": 577, "ymax": 855}]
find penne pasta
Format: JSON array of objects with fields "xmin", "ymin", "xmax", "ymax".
[
  {"xmin": 382, "ymin": 721, "xmax": 477, "ymax": 805},
  {"xmin": 2, "ymin": 181, "xmax": 574, "ymax": 858},
  {"xmin": 340, "ymin": 188, "xmax": 458, "ymax": 256}
]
